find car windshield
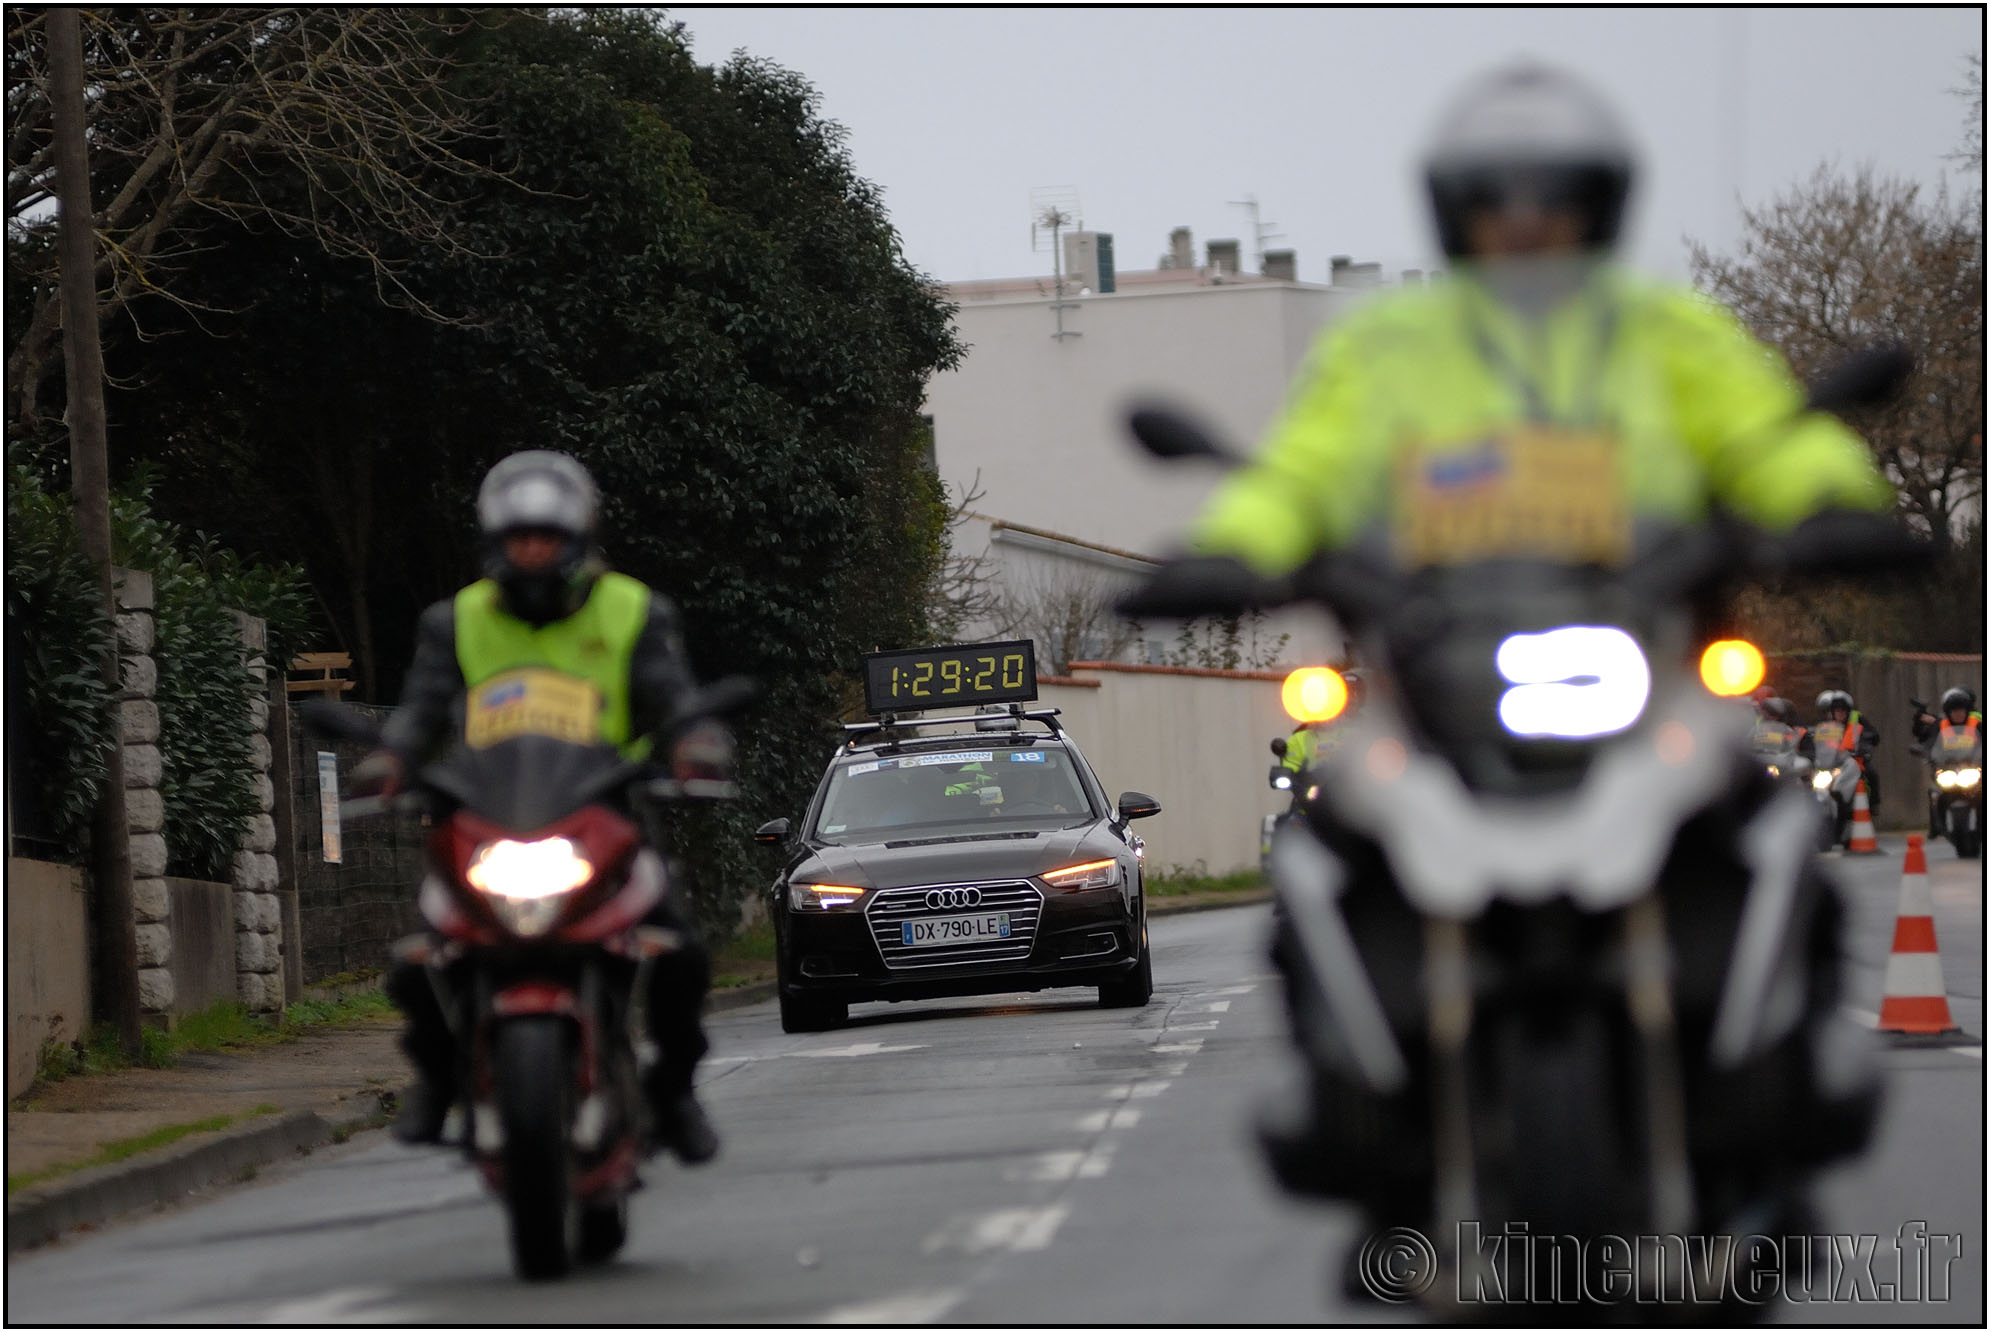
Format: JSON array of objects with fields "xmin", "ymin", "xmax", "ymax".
[{"xmin": 813, "ymin": 745, "xmax": 1094, "ymax": 843}]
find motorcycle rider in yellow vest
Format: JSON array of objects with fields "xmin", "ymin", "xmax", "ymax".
[
  {"xmin": 1191, "ymin": 62, "xmax": 1893, "ymax": 582},
  {"xmin": 356, "ymin": 451, "xmax": 729, "ymax": 1162}
]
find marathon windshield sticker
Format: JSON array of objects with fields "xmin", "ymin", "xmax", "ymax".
[
  {"xmin": 903, "ymin": 751, "xmax": 995, "ymax": 767},
  {"xmin": 1009, "ymin": 751, "xmax": 1046, "ymax": 762},
  {"xmin": 464, "ymin": 667, "xmax": 601, "ymax": 749},
  {"xmin": 847, "ymin": 760, "xmax": 894, "ymax": 776}
]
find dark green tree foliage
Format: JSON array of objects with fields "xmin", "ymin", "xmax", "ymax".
[
  {"xmin": 6, "ymin": 449, "xmax": 118, "ymax": 852},
  {"xmin": 94, "ymin": 10, "xmax": 959, "ymax": 933}
]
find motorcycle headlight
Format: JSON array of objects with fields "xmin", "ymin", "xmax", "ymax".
[
  {"xmin": 1495, "ymin": 626, "xmax": 1650, "ymax": 740},
  {"xmin": 1937, "ymin": 769, "xmax": 1959, "ymax": 789},
  {"xmin": 1272, "ymin": 773, "xmax": 1293, "ymax": 790},
  {"xmin": 790, "ymin": 881, "xmax": 867, "ymax": 910},
  {"xmin": 1766, "ymin": 764, "xmax": 1781, "ymax": 778},
  {"xmin": 467, "ymin": 838, "xmax": 594, "ymax": 937},
  {"xmin": 1041, "ymin": 858, "xmax": 1121, "ymax": 891},
  {"xmin": 1957, "ymin": 768, "xmax": 1982, "ymax": 789},
  {"xmin": 1812, "ymin": 770, "xmax": 1836, "ymax": 791}
]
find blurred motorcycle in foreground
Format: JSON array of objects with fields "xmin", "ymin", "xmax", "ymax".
[{"xmin": 1119, "ymin": 349, "xmax": 1925, "ymax": 1317}]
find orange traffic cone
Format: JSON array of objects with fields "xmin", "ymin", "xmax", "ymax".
[
  {"xmin": 1876, "ymin": 835, "xmax": 1960, "ymax": 1039},
  {"xmin": 1845, "ymin": 778, "xmax": 1881, "ymax": 855}
]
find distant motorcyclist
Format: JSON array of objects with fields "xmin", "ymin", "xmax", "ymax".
[
  {"xmin": 1912, "ymin": 687, "xmax": 1982, "ymax": 748},
  {"xmin": 356, "ymin": 450, "xmax": 730, "ymax": 1163},
  {"xmin": 1810, "ymin": 688, "xmax": 1880, "ymax": 810}
]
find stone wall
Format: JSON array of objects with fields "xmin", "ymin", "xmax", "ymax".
[
  {"xmin": 115, "ymin": 569, "xmax": 174, "ymax": 1015},
  {"xmin": 230, "ymin": 611, "xmax": 283, "ymax": 1012}
]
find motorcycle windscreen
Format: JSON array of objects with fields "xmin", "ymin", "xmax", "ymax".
[{"xmin": 423, "ymin": 734, "xmax": 645, "ymax": 832}]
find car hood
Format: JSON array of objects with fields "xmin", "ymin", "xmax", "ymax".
[{"xmin": 795, "ymin": 822, "xmax": 1121, "ymax": 890}]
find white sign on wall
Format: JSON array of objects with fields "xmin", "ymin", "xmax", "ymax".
[{"xmin": 317, "ymin": 751, "xmax": 343, "ymax": 864}]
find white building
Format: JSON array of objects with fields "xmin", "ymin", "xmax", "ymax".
[{"xmin": 924, "ymin": 228, "xmax": 1425, "ymax": 670}]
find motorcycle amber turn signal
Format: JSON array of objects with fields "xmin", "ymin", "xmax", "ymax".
[
  {"xmin": 1282, "ymin": 667, "xmax": 1347, "ymax": 723},
  {"xmin": 1699, "ymin": 640, "xmax": 1766, "ymax": 697}
]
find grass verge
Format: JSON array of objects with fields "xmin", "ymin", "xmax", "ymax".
[
  {"xmin": 712, "ymin": 920, "xmax": 777, "ymax": 990},
  {"xmin": 5, "ymin": 1104, "xmax": 283, "ymax": 1197},
  {"xmin": 27, "ymin": 992, "xmax": 396, "ymax": 1093},
  {"xmin": 1145, "ymin": 867, "xmax": 1265, "ymax": 898}
]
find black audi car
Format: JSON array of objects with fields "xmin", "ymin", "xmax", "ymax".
[{"xmin": 754, "ymin": 701, "xmax": 1161, "ymax": 1033}]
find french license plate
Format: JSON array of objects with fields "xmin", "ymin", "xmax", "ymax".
[{"xmin": 901, "ymin": 912, "xmax": 1011, "ymax": 947}]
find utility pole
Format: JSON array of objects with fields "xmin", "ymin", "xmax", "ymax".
[{"xmin": 50, "ymin": 6, "xmax": 142, "ymax": 1057}]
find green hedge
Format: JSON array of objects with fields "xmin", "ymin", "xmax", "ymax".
[{"xmin": 6, "ymin": 453, "xmax": 313, "ymax": 877}]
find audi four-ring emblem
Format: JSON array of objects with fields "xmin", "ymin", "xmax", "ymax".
[{"xmin": 925, "ymin": 887, "xmax": 983, "ymax": 910}]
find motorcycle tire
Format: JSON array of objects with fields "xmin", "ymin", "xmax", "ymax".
[
  {"xmin": 1494, "ymin": 1007, "xmax": 1630, "ymax": 1304},
  {"xmin": 577, "ymin": 1195, "xmax": 629, "ymax": 1263},
  {"xmin": 1099, "ymin": 922, "xmax": 1153, "ymax": 1008},
  {"xmin": 495, "ymin": 1017, "xmax": 579, "ymax": 1281}
]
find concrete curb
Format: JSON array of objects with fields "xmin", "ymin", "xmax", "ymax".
[
  {"xmin": 1149, "ymin": 891, "xmax": 1271, "ymax": 917},
  {"xmin": 708, "ymin": 980, "xmax": 777, "ymax": 1012},
  {"xmin": 5, "ymin": 1094, "xmax": 392, "ymax": 1255}
]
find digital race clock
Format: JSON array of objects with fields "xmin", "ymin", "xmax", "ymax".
[{"xmin": 861, "ymin": 639, "xmax": 1038, "ymax": 714}]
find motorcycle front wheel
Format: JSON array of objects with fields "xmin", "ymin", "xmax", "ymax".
[{"xmin": 495, "ymin": 1017, "xmax": 579, "ymax": 1280}]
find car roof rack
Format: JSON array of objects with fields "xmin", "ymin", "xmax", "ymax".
[{"xmin": 841, "ymin": 702, "xmax": 1063, "ymax": 752}]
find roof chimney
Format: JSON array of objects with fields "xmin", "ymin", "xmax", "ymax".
[
  {"xmin": 1263, "ymin": 249, "xmax": 1297, "ymax": 281},
  {"xmin": 1330, "ymin": 255, "xmax": 1352, "ymax": 283},
  {"xmin": 1166, "ymin": 226, "xmax": 1194, "ymax": 270},
  {"xmin": 1206, "ymin": 238, "xmax": 1241, "ymax": 277}
]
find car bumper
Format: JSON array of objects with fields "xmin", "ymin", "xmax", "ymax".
[{"xmin": 780, "ymin": 887, "xmax": 1141, "ymax": 1003}]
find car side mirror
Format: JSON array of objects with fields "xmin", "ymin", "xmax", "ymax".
[
  {"xmin": 752, "ymin": 818, "xmax": 790, "ymax": 846},
  {"xmin": 1116, "ymin": 791, "xmax": 1162, "ymax": 821},
  {"xmin": 1269, "ymin": 737, "xmax": 1288, "ymax": 758}
]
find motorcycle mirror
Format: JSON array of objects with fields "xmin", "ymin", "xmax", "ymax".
[
  {"xmin": 296, "ymin": 698, "xmax": 382, "ymax": 745},
  {"xmin": 1269, "ymin": 737, "xmax": 1288, "ymax": 758},
  {"xmin": 680, "ymin": 675, "xmax": 759, "ymax": 723},
  {"xmin": 1126, "ymin": 403, "xmax": 1246, "ymax": 467},
  {"xmin": 1116, "ymin": 555, "xmax": 1275, "ymax": 620},
  {"xmin": 1803, "ymin": 343, "xmax": 1912, "ymax": 415}
]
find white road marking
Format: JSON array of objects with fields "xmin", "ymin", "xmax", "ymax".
[
  {"xmin": 1948, "ymin": 1046, "xmax": 1983, "ymax": 1059},
  {"xmin": 922, "ymin": 1204, "xmax": 1070, "ymax": 1256},
  {"xmin": 1843, "ymin": 1007, "xmax": 1880, "ymax": 1028},
  {"xmin": 1075, "ymin": 1107, "xmax": 1141, "ymax": 1132},
  {"xmin": 1190, "ymin": 985, "xmax": 1257, "ymax": 997},
  {"xmin": 1006, "ymin": 1145, "xmax": 1114, "ymax": 1182},
  {"xmin": 1101, "ymin": 1080, "xmax": 1172, "ymax": 1101},
  {"xmin": 1168, "ymin": 1020, "xmax": 1221, "ymax": 1031},
  {"xmin": 1149, "ymin": 1060, "xmax": 1190, "ymax": 1077},
  {"xmin": 1152, "ymin": 1040, "xmax": 1203, "ymax": 1055},
  {"xmin": 790, "ymin": 1041, "xmax": 930, "ymax": 1058},
  {"xmin": 217, "ymin": 1287, "xmax": 410, "ymax": 1325},
  {"xmin": 1185, "ymin": 1000, "xmax": 1232, "ymax": 1014},
  {"xmin": 821, "ymin": 1289, "xmax": 964, "ymax": 1324}
]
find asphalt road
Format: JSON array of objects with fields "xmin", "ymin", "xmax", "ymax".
[{"xmin": 6, "ymin": 840, "xmax": 1980, "ymax": 1325}]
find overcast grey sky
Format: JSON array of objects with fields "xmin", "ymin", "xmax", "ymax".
[{"xmin": 668, "ymin": 6, "xmax": 1981, "ymax": 285}]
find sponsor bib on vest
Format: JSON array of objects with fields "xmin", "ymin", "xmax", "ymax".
[
  {"xmin": 1940, "ymin": 726, "xmax": 1978, "ymax": 754},
  {"xmin": 464, "ymin": 667, "xmax": 602, "ymax": 749},
  {"xmin": 1394, "ymin": 426, "xmax": 1630, "ymax": 567},
  {"xmin": 1812, "ymin": 720, "xmax": 1847, "ymax": 751}
]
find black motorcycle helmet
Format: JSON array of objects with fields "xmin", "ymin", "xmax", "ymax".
[
  {"xmin": 1422, "ymin": 61, "xmax": 1637, "ymax": 261},
  {"xmin": 1764, "ymin": 697, "xmax": 1799, "ymax": 726},
  {"xmin": 476, "ymin": 450, "xmax": 603, "ymax": 626},
  {"xmin": 1941, "ymin": 687, "xmax": 1976, "ymax": 718}
]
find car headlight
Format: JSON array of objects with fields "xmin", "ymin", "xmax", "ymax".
[
  {"xmin": 790, "ymin": 881, "xmax": 867, "ymax": 910},
  {"xmin": 1041, "ymin": 859, "xmax": 1121, "ymax": 890},
  {"xmin": 1812, "ymin": 770, "xmax": 1836, "ymax": 791},
  {"xmin": 466, "ymin": 838, "xmax": 594, "ymax": 937}
]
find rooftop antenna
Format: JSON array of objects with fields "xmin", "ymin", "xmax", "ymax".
[
  {"xmin": 1030, "ymin": 186, "xmax": 1083, "ymax": 340},
  {"xmin": 1228, "ymin": 194, "xmax": 1285, "ymax": 274}
]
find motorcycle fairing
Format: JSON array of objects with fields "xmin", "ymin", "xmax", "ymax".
[{"xmin": 1311, "ymin": 683, "xmax": 1752, "ymax": 916}]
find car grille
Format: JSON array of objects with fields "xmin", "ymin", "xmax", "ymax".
[{"xmin": 864, "ymin": 879, "xmax": 1044, "ymax": 971}]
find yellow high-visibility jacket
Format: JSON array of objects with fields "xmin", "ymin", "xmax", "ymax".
[{"xmin": 1193, "ymin": 266, "xmax": 1893, "ymax": 576}]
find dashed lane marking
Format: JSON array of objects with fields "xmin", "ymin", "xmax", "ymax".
[
  {"xmin": 821, "ymin": 1289, "xmax": 964, "ymax": 1324},
  {"xmin": 1005, "ymin": 1145, "xmax": 1114, "ymax": 1182},
  {"xmin": 1075, "ymin": 1107, "xmax": 1141, "ymax": 1132},
  {"xmin": 1185, "ymin": 1000, "xmax": 1232, "ymax": 1014},
  {"xmin": 1190, "ymin": 985, "xmax": 1257, "ymax": 997},
  {"xmin": 1152, "ymin": 1040, "xmax": 1204, "ymax": 1055},
  {"xmin": 921, "ymin": 1204, "xmax": 1070, "ymax": 1256},
  {"xmin": 1167, "ymin": 1020, "xmax": 1221, "ymax": 1031}
]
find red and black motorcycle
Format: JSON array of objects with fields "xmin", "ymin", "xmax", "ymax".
[{"xmin": 305, "ymin": 679, "xmax": 749, "ymax": 1280}]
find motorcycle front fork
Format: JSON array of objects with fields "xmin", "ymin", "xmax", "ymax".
[{"xmin": 1421, "ymin": 895, "xmax": 1699, "ymax": 1308}]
